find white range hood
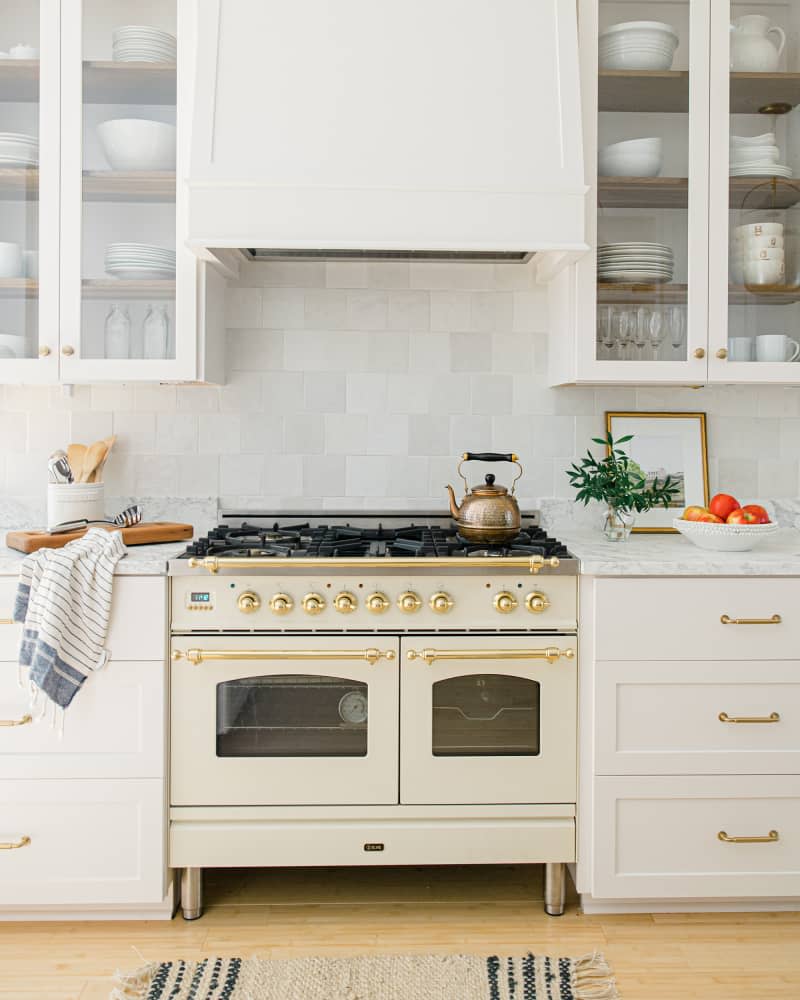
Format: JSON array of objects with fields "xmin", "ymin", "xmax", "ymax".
[{"xmin": 187, "ymin": 0, "xmax": 587, "ymax": 264}]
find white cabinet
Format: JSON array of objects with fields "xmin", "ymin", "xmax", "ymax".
[{"xmin": 0, "ymin": 0, "xmax": 223, "ymax": 384}]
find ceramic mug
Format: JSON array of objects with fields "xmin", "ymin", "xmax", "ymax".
[
  {"xmin": 0, "ymin": 241, "xmax": 23, "ymax": 278},
  {"xmin": 735, "ymin": 222, "xmax": 783, "ymax": 240},
  {"xmin": 728, "ymin": 337, "xmax": 754, "ymax": 361},
  {"xmin": 740, "ymin": 234, "xmax": 784, "ymax": 251},
  {"xmin": 744, "ymin": 258, "xmax": 785, "ymax": 284},
  {"xmin": 756, "ymin": 334, "xmax": 800, "ymax": 362}
]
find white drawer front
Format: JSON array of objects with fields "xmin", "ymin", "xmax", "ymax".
[
  {"xmin": 596, "ymin": 660, "xmax": 800, "ymax": 775},
  {"xmin": 594, "ymin": 775, "xmax": 800, "ymax": 898},
  {"xmin": 0, "ymin": 660, "xmax": 165, "ymax": 779},
  {"xmin": 595, "ymin": 578, "xmax": 800, "ymax": 661},
  {"xmin": 0, "ymin": 778, "xmax": 165, "ymax": 905},
  {"xmin": 0, "ymin": 575, "xmax": 166, "ymax": 662}
]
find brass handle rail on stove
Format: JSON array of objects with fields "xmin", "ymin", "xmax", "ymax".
[
  {"xmin": 0, "ymin": 835, "xmax": 30, "ymax": 850},
  {"xmin": 186, "ymin": 555, "xmax": 560, "ymax": 575},
  {"xmin": 171, "ymin": 648, "xmax": 396, "ymax": 666},
  {"xmin": 718, "ymin": 830, "xmax": 779, "ymax": 844},
  {"xmin": 0, "ymin": 714, "xmax": 32, "ymax": 727},
  {"xmin": 0, "ymin": 618, "xmax": 14, "ymax": 625},
  {"xmin": 719, "ymin": 711, "xmax": 780, "ymax": 724},
  {"xmin": 406, "ymin": 647, "xmax": 575, "ymax": 665},
  {"xmin": 720, "ymin": 614, "xmax": 781, "ymax": 625}
]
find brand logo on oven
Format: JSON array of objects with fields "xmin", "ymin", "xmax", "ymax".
[{"xmin": 363, "ymin": 843, "xmax": 385, "ymax": 852}]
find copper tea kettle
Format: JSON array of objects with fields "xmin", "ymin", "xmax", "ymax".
[{"xmin": 446, "ymin": 452, "xmax": 523, "ymax": 543}]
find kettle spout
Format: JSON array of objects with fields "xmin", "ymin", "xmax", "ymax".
[{"xmin": 446, "ymin": 484, "xmax": 461, "ymax": 519}]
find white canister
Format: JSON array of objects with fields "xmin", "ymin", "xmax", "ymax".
[{"xmin": 47, "ymin": 483, "xmax": 106, "ymax": 529}]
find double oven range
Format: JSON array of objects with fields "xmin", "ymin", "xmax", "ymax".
[{"xmin": 169, "ymin": 512, "xmax": 578, "ymax": 920}]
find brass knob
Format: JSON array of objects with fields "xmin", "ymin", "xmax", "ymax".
[
  {"xmin": 693, "ymin": 347, "xmax": 705, "ymax": 359},
  {"xmin": 366, "ymin": 592, "xmax": 390, "ymax": 614},
  {"xmin": 237, "ymin": 591, "xmax": 261, "ymax": 614},
  {"xmin": 716, "ymin": 347, "xmax": 728, "ymax": 360},
  {"xmin": 302, "ymin": 593, "xmax": 326, "ymax": 615},
  {"xmin": 494, "ymin": 591, "xmax": 518, "ymax": 614},
  {"xmin": 398, "ymin": 591, "xmax": 422, "ymax": 613},
  {"xmin": 38, "ymin": 345, "xmax": 51, "ymax": 357},
  {"xmin": 429, "ymin": 592, "xmax": 454, "ymax": 614},
  {"xmin": 61, "ymin": 345, "xmax": 75, "ymax": 356},
  {"xmin": 269, "ymin": 593, "xmax": 293, "ymax": 615},
  {"xmin": 525, "ymin": 591, "xmax": 551, "ymax": 614},
  {"xmin": 334, "ymin": 591, "xmax": 358, "ymax": 614}
]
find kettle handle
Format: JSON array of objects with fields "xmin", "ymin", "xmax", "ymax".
[{"xmin": 457, "ymin": 453, "xmax": 524, "ymax": 495}]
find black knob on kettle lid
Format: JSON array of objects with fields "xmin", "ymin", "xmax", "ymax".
[{"xmin": 485, "ymin": 473, "xmax": 496, "ymax": 485}]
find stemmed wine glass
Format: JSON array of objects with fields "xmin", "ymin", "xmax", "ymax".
[
  {"xmin": 666, "ymin": 305, "xmax": 686, "ymax": 359},
  {"xmin": 648, "ymin": 308, "xmax": 665, "ymax": 361},
  {"xmin": 615, "ymin": 308, "xmax": 634, "ymax": 361},
  {"xmin": 634, "ymin": 307, "xmax": 650, "ymax": 358},
  {"xmin": 600, "ymin": 305, "xmax": 617, "ymax": 357}
]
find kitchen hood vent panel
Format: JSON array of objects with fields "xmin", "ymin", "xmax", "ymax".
[{"xmin": 245, "ymin": 249, "xmax": 533, "ymax": 263}]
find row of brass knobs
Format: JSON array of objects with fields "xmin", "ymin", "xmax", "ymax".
[{"xmin": 238, "ymin": 589, "xmax": 549, "ymax": 615}]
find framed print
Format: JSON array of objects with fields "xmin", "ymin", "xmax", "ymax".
[{"xmin": 605, "ymin": 412, "xmax": 709, "ymax": 533}]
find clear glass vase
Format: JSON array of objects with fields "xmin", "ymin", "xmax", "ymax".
[{"xmin": 601, "ymin": 505, "xmax": 635, "ymax": 542}]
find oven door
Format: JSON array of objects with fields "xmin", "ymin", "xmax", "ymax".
[
  {"xmin": 171, "ymin": 636, "xmax": 399, "ymax": 806},
  {"xmin": 400, "ymin": 635, "xmax": 576, "ymax": 805}
]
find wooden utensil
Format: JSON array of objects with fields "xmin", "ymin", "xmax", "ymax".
[
  {"xmin": 5, "ymin": 522, "xmax": 194, "ymax": 554},
  {"xmin": 80, "ymin": 439, "xmax": 108, "ymax": 483},
  {"xmin": 89, "ymin": 435, "xmax": 116, "ymax": 483},
  {"xmin": 67, "ymin": 443, "xmax": 87, "ymax": 484}
]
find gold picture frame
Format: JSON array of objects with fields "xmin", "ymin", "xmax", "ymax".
[{"xmin": 605, "ymin": 412, "xmax": 709, "ymax": 534}]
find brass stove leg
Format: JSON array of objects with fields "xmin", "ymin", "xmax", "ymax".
[
  {"xmin": 181, "ymin": 866, "xmax": 203, "ymax": 920},
  {"xmin": 544, "ymin": 862, "xmax": 566, "ymax": 916}
]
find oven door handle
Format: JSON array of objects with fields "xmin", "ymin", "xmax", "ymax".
[
  {"xmin": 171, "ymin": 648, "xmax": 396, "ymax": 666},
  {"xmin": 406, "ymin": 647, "xmax": 575, "ymax": 665}
]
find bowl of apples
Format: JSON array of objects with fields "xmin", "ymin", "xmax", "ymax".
[{"xmin": 673, "ymin": 494, "xmax": 778, "ymax": 551}]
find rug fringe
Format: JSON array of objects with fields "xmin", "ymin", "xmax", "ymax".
[
  {"xmin": 110, "ymin": 961, "xmax": 160, "ymax": 1000},
  {"xmin": 573, "ymin": 951, "xmax": 621, "ymax": 999}
]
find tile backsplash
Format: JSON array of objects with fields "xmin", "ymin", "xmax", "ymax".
[{"xmin": 1, "ymin": 259, "xmax": 799, "ymax": 522}]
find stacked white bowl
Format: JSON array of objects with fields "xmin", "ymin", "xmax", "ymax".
[
  {"xmin": 105, "ymin": 243, "xmax": 176, "ymax": 280},
  {"xmin": 731, "ymin": 222, "xmax": 785, "ymax": 286},
  {"xmin": 730, "ymin": 132, "xmax": 792, "ymax": 177},
  {"xmin": 112, "ymin": 25, "xmax": 176, "ymax": 63},
  {"xmin": 599, "ymin": 137, "xmax": 662, "ymax": 177},
  {"xmin": 599, "ymin": 21, "xmax": 679, "ymax": 71},
  {"xmin": 0, "ymin": 132, "xmax": 38, "ymax": 166},
  {"xmin": 97, "ymin": 119, "xmax": 176, "ymax": 171}
]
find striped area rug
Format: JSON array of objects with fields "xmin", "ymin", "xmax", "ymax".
[{"xmin": 112, "ymin": 951, "xmax": 619, "ymax": 999}]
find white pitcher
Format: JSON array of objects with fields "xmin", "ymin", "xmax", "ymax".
[{"xmin": 730, "ymin": 14, "xmax": 785, "ymax": 71}]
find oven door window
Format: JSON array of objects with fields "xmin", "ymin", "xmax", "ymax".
[
  {"xmin": 216, "ymin": 675, "xmax": 368, "ymax": 757},
  {"xmin": 431, "ymin": 674, "xmax": 540, "ymax": 756}
]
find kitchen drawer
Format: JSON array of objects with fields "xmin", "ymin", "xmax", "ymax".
[
  {"xmin": 593, "ymin": 775, "xmax": 800, "ymax": 898},
  {"xmin": 594, "ymin": 578, "xmax": 800, "ymax": 661},
  {"xmin": 596, "ymin": 660, "xmax": 800, "ymax": 775},
  {"xmin": 0, "ymin": 778, "xmax": 165, "ymax": 906},
  {"xmin": 0, "ymin": 660, "xmax": 165, "ymax": 779},
  {"xmin": 0, "ymin": 575, "xmax": 166, "ymax": 662}
]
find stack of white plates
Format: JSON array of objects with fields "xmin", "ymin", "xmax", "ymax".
[
  {"xmin": 112, "ymin": 25, "xmax": 177, "ymax": 63},
  {"xmin": 105, "ymin": 243, "xmax": 176, "ymax": 280},
  {"xmin": 598, "ymin": 242, "xmax": 674, "ymax": 283},
  {"xmin": 730, "ymin": 132, "xmax": 792, "ymax": 177},
  {"xmin": 0, "ymin": 132, "xmax": 38, "ymax": 166}
]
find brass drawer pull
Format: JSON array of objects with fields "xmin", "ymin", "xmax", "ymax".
[
  {"xmin": 172, "ymin": 648, "xmax": 396, "ymax": 666},
  {"xmin": 0, "ymin": 714, "xmax": 32, "ymax": 728},
  {"xmin": 406, "ymin": 647, "xmax": 575, "ymax": 665},
  {"xmin": 0, "ymin": 835, "xmax": 31, "ymax": 850},
  {"xmin": 720, "ymin": 614, "xmax": 781, "ymax": 625},
  {"xmin": 719, "ymin": 711, "xmax": 780, "ymax": 725},
  {"xmin": 718, "ymin": 829, "xmax": 779, "ymax": 844}
]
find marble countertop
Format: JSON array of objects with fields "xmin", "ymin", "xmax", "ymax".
[
  {"xmin": 555, "ymin": 525, "xmax": 800, "ymax": 576},
  {"xmin": 0, "ymin": 533, "xmax": 190, "ymax": 576}
]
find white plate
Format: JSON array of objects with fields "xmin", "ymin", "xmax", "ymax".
[
  {"xmin": 598, "ymin": 273, "xmax": 672, "ymax": 283},
  {"xmin": 730, "ymin": 165, "xmax": 793, "ymax": 178},
  {"xmin": 599, "ymin": 243, "xmax": 673, "ymax": 252},
  {"xmin": 105, "ymin": 268, "xmax": 176, "ymax": 280}
]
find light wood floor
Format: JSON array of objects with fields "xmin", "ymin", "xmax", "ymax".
[{"xmin": 1, "ymin": 865, "xmax": 798, "ymax": 1000}]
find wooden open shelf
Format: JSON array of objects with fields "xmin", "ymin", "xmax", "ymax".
[
  {"xmin": 730, "ymin": 73, "xmax": 800, "ymax": 114},
  {"xmin": 599, "ymin": 70, "xmax": 800, "ymax": 115},
  {"xmin": 0, "ymin": 278, "xmax": 37, "ymax": 298},
  {"xmin": 82, "ymin": 279, "xmax": 175, "ymax": 300},
  {"xmin": 83, "ymin": 171, "xmax": 175, "ymax": 201},
  {"xmin": 598, "ymin": 282, "xmax": 800, "ymax": 306},
  {"xmin": 82, "ymin": 61, "xmax": 176, "ymax": 105},
  {"xmin": 0, "ymin": 167, "xmax": 38, "ymax": 200},
  {"xmin": 0, "ymin": 60, "xmax": 39, "ymax": 102},
  {"xmin": 598, "ymin": 175, "xmax": 800, "ymax": 210}
]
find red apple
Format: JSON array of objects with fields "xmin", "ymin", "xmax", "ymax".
[
  {"xmin": 709, "ymin": 493, "xmax": 740, "ymax": 521},
  {"xmin": 727, "ymin": 508, "xmax": 759, "ymax": 525},
  {"xmin": 696, "ymin": 511, "xmax": 724, "ymax": 523},
  {"xmin": 740, "ymin": 504, "xmax": 770, "ymax": 524},
  {"xmin": 683, "ymin": 505, "xmax": 711, "ymax": 521}
]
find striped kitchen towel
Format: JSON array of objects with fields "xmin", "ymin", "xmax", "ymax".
[{"xmin": 14, "ymin": 528, "xmax": 127, "ymax": 714}]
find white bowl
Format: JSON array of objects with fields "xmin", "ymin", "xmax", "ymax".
[
  {"xmin": 731, "ymin": 132, "xmax": 776, "ymax": 146},
  {"xmin": 730, "ymin": 146, "xmax": 781, "ymax": 164},
  {"xmin": 599, "ymin": 47, "xmax": 676, "ymax": 71},
  {"xmin": 744, "ymin": 258, "xmax": 785, "ymax": 284},
  {"xmin": 673, "ymin": 518, "xmax": 778, "ymax": 552},
  {"xmin": 598, "ymin": 143, "xmax": 662, "ymax": 177},
  {"xmin": 599, "ymin": 21, "xmax": 678, "ymax": 70},
  {"xmin": 96, "ymin": 118, "xmax": 176, "ymax": 171}
]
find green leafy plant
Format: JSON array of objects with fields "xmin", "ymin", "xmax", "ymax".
[{"xmin": 567, "ymin": 432, "xmax": 680, "ymax": 513}]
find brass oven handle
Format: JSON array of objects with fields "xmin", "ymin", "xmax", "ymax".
[
  {"xmin": 172, "ymin": 648, "xmax": 396, "ymax": 666},
  {"xmin": 406, "ymin": 647, "xmax": 575, "ymax": 665},
  {"xmin": 186, "ymin": 555, "xmax": 559, "ymax": 575},
  {"xmin": 720, "ymin": 614, "xmax": 781, "ymax": 625},
  {"xmin": 0, "ymin": 714, "xmax": 32, "ymax": 727},
  {"xmin": 718, "ymin": 830, "xmax": 779, "ymax": 844},
  {"xmin": 719, "ymin": 711, "xmax": 780, "ymax": 725},
  {"xmin": 0, "ymin": 835, "xmax": 31, "ymax": 850}
]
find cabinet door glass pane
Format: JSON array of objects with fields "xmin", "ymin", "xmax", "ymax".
[
  {"xmin": 596, "ymin": 2, "xmax": 691, "ymax": 363},
  {"xmin": 726, "ymin": 3, "xmax": 800, "ymax": 367},
  {"xmin": 0, "ymin": 2, "xmax": 40, "ymax": 359},
  {"xmin": 431, "ymin": 674, "xmax": 540, "ymax": 757},
  {"xmin": 216, "ymin": 675, "xmax": 369, "ymax": 758},
  {"xmin": 80, "ymin": 1, "xmax": 176, "ymax": 361}
]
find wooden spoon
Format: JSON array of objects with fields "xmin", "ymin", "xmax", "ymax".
[
  {"xmin": 89, "ymin": 435, "xmax": 116, "ymax": 483},
  {"xmin": 67, "ymin": 443, "xmax": 87, "ymax": 484},
  {"xmin": 81, "ymin": 440, "xmax": 109, "ymax": 484}
]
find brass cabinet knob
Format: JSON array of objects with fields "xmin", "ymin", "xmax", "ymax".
[
  {"xmin": 269, "ymin": 593, "xmax": 293, "ymax": 615},
  {"xmin": 38, "ymin": 345, "xmax": 51, "ymax": 358},
  {"xmin": 429, "ymin": 592, "xmax": 454, "ymax": 614},
  {"xmin": 493, "ymin": 591, "xmax": 518, "ymax": 614},
  {"xmin": 302, "ymin": 593, "xmax": 326, "ymax": 615},
  {"xmin": 398, "ymin": 591, "xmax": 422, "ymax": 613},
  {"xmin": 334, "ymin": 591, "xmax": 358, "ymax": 614},
  {"xmin": 716, "ymin": 347, "xmax": 728, "ymax": 360},
  {"xmin": 693, "ymin": 347, "xmax": 705, "ymax": 359},
  {"xmin": 61, "ymin": 345, "xmax": 75, "ymax": 356},
  {"xmin": 237, "ymin": 591, "xmax": 261, "ymax": 614},
  {"xmin": 366, "ymin": 592, "xmax": 390, "ymax": 614},
  {"xmin": 525, "ymin": 591, "xmax": 551, "ymax": 614}
]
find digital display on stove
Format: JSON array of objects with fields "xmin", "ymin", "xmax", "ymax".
[{"xmin": 190, "ymin": 592, "xmax": 211, "ymax": 603}]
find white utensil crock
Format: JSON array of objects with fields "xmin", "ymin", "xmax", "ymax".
[{"xmin": 47, "ymin": 483, "xmax": 105, "ymax": 529}]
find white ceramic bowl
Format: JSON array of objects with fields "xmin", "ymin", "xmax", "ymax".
[
  {"xmin": 730, "ymin": 146, "xmax": 781, "ymax": 164},
  {"xmin": 599, "ymin": 21, "xmax": 678, "ymax": 70},
  {"xmin": 744, "ymin": 258, "xmax": 785, "ymax": 285},
  {"xmin": 731, "ymin": 132, "xmax": 776, "ymax": 146},
  {"xmin": 735, "ymin": 222, "xmax": 783, "ymax": 240},
  {"xmin": 746, "ymin": 247, "xmax": 784, "ymax": 262},
  {"xmin": 673, "ymin": 517, "xmax": 778, "ymax": 552},
  {"xmin": 735, "ymin": 234, "xmax": 784, "ymax": 251},
  {"xmin": 598, "ymin": 140, "xmax": 662, "ymax": 177},
  {"xmin": 97, "ymin": 118, "xmax": 176, "ymax": 171}
]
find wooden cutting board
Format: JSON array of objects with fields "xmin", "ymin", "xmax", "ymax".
[{"xmin": 5, "ymin": 521, "xmax": 194, "ymax": 554}]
